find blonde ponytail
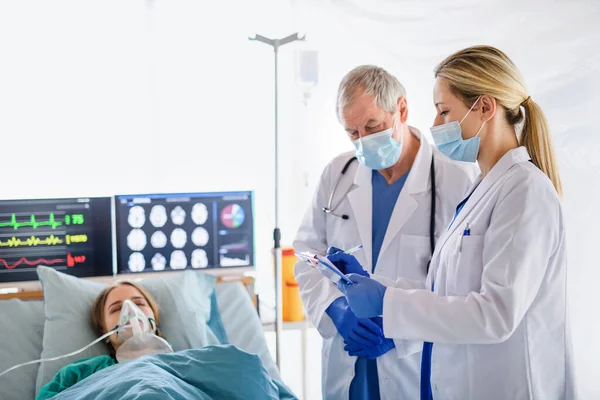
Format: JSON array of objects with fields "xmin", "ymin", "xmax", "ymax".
[
  {"xmin": 434, "ymin": 45, "xmax": 563, "ymax": 197},
  {"xmin": 520, "ymin": 98, "xmax": 563, "ymax": 196}
]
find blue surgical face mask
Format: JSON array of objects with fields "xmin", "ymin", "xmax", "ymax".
[
  {"xmin": 430, "ymin": 96, "xmax": 486, "ymax": 163},
  {"xmin": 352, "ymin": 125, "xmax": 402, "ymax": 170}
]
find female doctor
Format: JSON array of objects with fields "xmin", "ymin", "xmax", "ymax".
[{"xmin": 330, "ymin": 45, "xmax": 573, "ymax": 400}]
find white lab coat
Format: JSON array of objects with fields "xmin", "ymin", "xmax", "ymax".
[
  {"xmin": 293, "ymin": 128, "xmax": 479, "ymax": 400},
  {"xmin": 378, "ymin": 147, "xmax": 574, "ymax": 400}
]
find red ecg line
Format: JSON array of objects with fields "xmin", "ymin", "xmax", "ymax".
[
  {"xmin": 0, "ymin": 257, "xmax": 64, "ymax": 269},
  {"xmin": 0, "ymin": 253, "xmax": 86, "ymax": 270}
]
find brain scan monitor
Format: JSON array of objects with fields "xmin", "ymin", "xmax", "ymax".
[{"xmin": 115, "ymin": 191, "xmax": 253, "ymax": 274}]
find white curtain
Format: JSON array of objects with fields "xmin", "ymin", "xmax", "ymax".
[{"xmin": 291, "ymin": 0, "xmax": 600, "ymax": 397}]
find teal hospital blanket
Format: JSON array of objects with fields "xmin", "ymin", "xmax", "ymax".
[{"xmin": 50, "ymin": 345, "xmax": 297, "ymax": 400}]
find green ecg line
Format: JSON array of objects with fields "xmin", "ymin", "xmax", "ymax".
[{"xmin": 0, "ymin": 213, "xmax": 63, "ymax": 230}]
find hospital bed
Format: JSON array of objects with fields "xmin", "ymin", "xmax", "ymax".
[{"xmin": 0, "ymin": 271, "xmax": 283, "ymax": 400}]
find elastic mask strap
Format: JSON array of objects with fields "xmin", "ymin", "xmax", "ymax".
[
  {"xmin": 474, "ymin": 120, "xmax": 487, "ymax": 138},
  {"xmin": 394, "ymin": 113, "xmax": 402, "ymax": 137},
  {"xmin": 109, "ymin": 325, "xmax": 119, "ymax": 342},
  {"xmin": 148, "ymin": 318, "xmax": 157, "ymax": 333},
  {"xmin": 459, "ymin": 96, "xmax": 482, "ymax": 125},
  {"xmin": 389, "ymin": 112, "xmax": 402, "ymax": 143}
]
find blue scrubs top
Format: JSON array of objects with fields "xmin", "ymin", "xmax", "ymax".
[{"xmin": 349, "ymin": 169, "xmax": 409, "ymax": 400}]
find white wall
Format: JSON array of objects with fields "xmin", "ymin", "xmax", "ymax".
[{"xmin": 0, "ymin": 0, "xmax": 309, "ymax": 298}]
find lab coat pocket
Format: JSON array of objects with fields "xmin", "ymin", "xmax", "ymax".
[
  {"xmin": 395, "ymin": 234, "xmax": 431, "ymax": 282},
  {"xmin": 325, "ymin": 206, "xmax": 357, "ymax": 247},
  {"xmin": 451, "ymin": 234, "xmax": 484, "ymax": 295}
]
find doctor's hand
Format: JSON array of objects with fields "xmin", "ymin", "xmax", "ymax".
[
  {"xmin": 343, "ymin": 317, "xmax": 395, "ymax": 359},
  {"xmin": 344, "ymin": 338, "xmax": 396, "ymax": 359},
  {"xmin": 325, "ymin": 297, "xmax": 383, "ymax": 350},
  {"xmin": 338, "ymin": 274, "xmax": 387, "ymax": 319},
  {"xmin": 326, "ymin": 249, "xmax": 369, "ymax": 277}
]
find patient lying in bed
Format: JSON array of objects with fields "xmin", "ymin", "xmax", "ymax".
[{"xmin": 38, "ymin": 281, "xmax": 296, "ymax": 400}]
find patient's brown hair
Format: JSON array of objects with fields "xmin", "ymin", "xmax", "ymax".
[{"xmin": 90, "ymin": 281, "xmax": 163, "ymax": 357}]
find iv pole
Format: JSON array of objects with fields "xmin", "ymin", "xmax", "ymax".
[{"xmin": 248, "ymin": 32, "xmax": 305, "ymax": 369}]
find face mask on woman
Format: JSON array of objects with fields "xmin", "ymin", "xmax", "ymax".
[
  {"xmin": 114, "ymin": 299, "xmax": 173, "ymax": 363},
  {"xmin": 430, "ymin": 96, "xmax": 486, "ymax": 163}
]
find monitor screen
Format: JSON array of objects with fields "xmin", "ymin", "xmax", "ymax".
[
  {"xmin": 0, "ymin": 197, "xmax": 114, "ymax": 283},
  {"xmin": 115, "ymin": 191, "xmax": 254, "ymax": 274}
]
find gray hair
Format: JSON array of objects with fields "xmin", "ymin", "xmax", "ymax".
[{"xmin": 336, "ymin": 65, "xmax": 406, "ymax": 122}]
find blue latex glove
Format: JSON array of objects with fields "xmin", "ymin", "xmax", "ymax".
[
  {"xmin": 326, "ymin": 247, "xmax": 369, "ymax": 277},
  {"xmin": 338, "ymin": 272, "xmax": 387, "ymax": 318},
  {"xmin": 344, "ymin": 338, "xmax": 396, "ymax": 359},
  {"xmin": 325, "ymin": 297, "xmax": 384, "ymax": 348},
  {"xmin": 343, "ymin": 317, "xmax": 395, "ymax": 359}
]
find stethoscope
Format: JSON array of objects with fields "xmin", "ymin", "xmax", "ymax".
[
  {"xmin": 322, "ymin": 156, "xmax": 437, "ymax": 271},
  {"xmin": 321, "ymin": 157, "xmax": 358, "ymax": 220}
]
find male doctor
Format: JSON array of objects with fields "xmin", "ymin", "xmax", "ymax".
[{"xmin": 293, "ymin": 65, "xmax": 478, "ymax": 399}]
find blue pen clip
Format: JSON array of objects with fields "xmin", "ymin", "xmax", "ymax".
[{"xmin": 459, "ymin": 223, "xmax": 470, "ymax": 252}]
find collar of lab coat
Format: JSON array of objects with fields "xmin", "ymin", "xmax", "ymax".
[
  {"xmin": 437, "ymin": 146, "xmax": 531, "ymax": 249},
  {"xmin": 347, "ymin": 126, "xmax": 433, "ymax": 270}
]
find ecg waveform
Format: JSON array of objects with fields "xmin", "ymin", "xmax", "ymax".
[
  {"xmin": 0, "ymin": 252, "xmax": 87, "ymax": 270},
  {"xmin": 0, "ymin": 234, "xmax": 88, "ymax": 248},
  {"xmin": 0, "ymin": 213, "xmax": 85, "ymax": 231},
  {"xmin": 0, "ymin": 235, "xmax": 62, "ymax": 247}
]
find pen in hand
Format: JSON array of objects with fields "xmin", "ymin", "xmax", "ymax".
[{"xmin": 344, "ymin": 244, "xmax": 363, "ymax": 255}]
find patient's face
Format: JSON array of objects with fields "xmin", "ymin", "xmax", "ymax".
[{"xmin": 103, "ymin": 284, "xmax": 156, "ymax": 351}]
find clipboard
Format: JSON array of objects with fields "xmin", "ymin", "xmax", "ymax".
[{"xmin": 295, "ymin": 252, "xmax": 353, "ymax": 285}]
